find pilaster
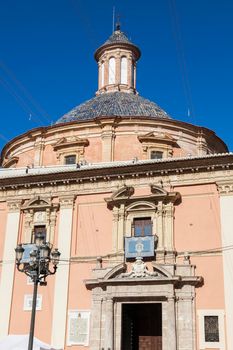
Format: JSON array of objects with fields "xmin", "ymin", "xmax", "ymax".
[
  {"xmin": 163, "ymin": 297, "xmax": 177, "ymax": 350},
  {"xmin": 112, "ymin": 207, "xmax": 119, "ymax": 253},
  {"xmin": 98, "ymin": 119, "xmax": 119, "ymax": 162},
  {"xmin": 176, "ymin": 292, "xmax": 195, "ymax": 350},
  {"xmin": 117, "ymin": 204, "xmax": 125, "ymax": 252},
  {"xmin": 164, "ymin": 203, "xmax": 174, "ymax": 251},
  {"xmin": 0, "ymin": 200, "xmax": 21, "ymax": 338},
  {"xmin": 156, "ymin": 201, "xmax": 164, "ymax": 249},
  {"xmin": 217, "ymin": 182, "xmax": 233, "ymax": 349},
  {"xmin": 89, "ymin": 295, "xmax": 103, "ymax": 350},
  {"xmin": 34, "ymin": 136, "xmax": 45, "ymax": 166},
  {"xmin": 104, "ymin": 297, "xmax": 114, "ymax": 350},
  {"xmin": 51, "ymin": 195, "xmax": 75, "ymax": 349}
]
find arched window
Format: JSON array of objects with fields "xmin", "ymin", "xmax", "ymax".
[
  {"xmin": 120, "ymin": 57, "xmax": 127, "ymax": 84},
  {"xmin": 101, "ymin": 62, "xmax": 105, "ymax": 87},
  {"xmin": 108, "ymin": 57, "xmax": 115, "ymax": 84}
]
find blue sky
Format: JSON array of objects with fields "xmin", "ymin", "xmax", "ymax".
[{"xmin": 0, "ymin": 0, "xmax": 233, "ymax": 151}]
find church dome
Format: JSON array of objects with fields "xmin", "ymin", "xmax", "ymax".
[
  {"xmin": 56, "ymin": 25, "xmax": 170, "ymax": 124},
  {"xmin": 56, "ymin": 91, "xmax": 170, "ymax": 124}
]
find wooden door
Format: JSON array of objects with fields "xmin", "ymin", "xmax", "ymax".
[
  {"xmin": 137, "ymin": 304, "xmax": 162, "ymax": 350},
  {"xmin": 121, "ymin": 303, "xmax": 162, "ymax": 350}
]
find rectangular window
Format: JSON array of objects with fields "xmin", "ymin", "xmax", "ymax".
[
  {"xmin": 198, "ymin": 310, "xmax": 225, "ymax": 350},
  {"xmin": 64, "ymin": 155, "xmax": 76, "ymax": 165},
  {"xmin": 32, "ymin": 225, "xmax": 46, "ymax": 244},
  {"xmin": 204, "ymin": 315, "xmax": 219, "ymax": 342},
  {"xmin": 67, "ymin": 310, "xmax": 90, "ymax": 346},
  {"xmin": 151, "ymin": 151, "xmax": 163, "ymax": 159},
  {"xmin": 133, "ymin": 217, "xmax": 152, "ymax": 237},
  {"xmin": 24, "ymin": 294, "xmax": 42, "ymax": 311}
]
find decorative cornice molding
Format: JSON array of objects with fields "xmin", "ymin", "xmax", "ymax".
[
  {"xmin": 21, "ymin": 196, "xmax": 59, "ymax": 211},
  {"xmin": 138, "ymin": 132, "xmax": 177, "ymax": 146},
  {"xmin": 53, "ymin": 136, "xmax": 89, "ymax": 151},
  {"xmin": 2, "ymin": 156, "xmax": 19, "ymax": 168}
]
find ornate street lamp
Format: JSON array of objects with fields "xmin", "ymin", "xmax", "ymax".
[{"xmin": 15, "ymin": 232, "xmax": 61, "ymax": 350}]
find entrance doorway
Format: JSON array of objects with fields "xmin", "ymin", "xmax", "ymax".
[{"xmin": 121, "ymin": 303, "xmax": 162, "ymax": 350}]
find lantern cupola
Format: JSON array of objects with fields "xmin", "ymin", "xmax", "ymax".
[{"xmin": 94, "ymin": 23, "xmax": 141, "ymax": 95}]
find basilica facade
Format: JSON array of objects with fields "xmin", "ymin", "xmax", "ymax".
[{"xmin": 0, "ymin": 25, "xmax": 232, "ymax": 350}]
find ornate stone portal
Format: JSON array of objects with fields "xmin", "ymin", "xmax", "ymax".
[{"xmin": 85, "ymin": 261, "xmax": 202, "ymax": 350}]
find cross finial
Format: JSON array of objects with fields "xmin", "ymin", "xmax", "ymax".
[{"xmin": 116, "ymin": 14, "xmax": 121, "ymax": 31}]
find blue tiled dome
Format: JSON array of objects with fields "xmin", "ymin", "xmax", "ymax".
[{"xmin": 56, "ymin": 92, "xmax": 171, "ymax": 124}]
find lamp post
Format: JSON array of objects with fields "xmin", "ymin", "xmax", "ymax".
[{"xmin": 15, "ymin": 232, "xmax": 61, "ymax": 350}]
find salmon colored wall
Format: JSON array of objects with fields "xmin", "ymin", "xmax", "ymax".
[
  {"xmin": 174, "ymin": 184, "xmax": 225, "ymax": 305},
  {"xmin": 9, "ymin": 129, "xmax": 204, "ymax": 167},
  {"xmin": 65, "ymin": 263, "xmax": 95, "ymax": 350},
  {"xmin": 42, "ymin": 144, "xmax": 57, "ymax": 166},
  {"xmin": 193, "ymin": 255, "xmax": 225, "ymax": 309},
  {"xmin": 10, "ymin": 267, "xmax": 55, "ymax": 344},
  {"xmin": 73, "ymin": 193, "xmax": 112, "ymax": 257},
  {"xmin": 173, "ymin": 147, "xmax": 189, "ymax": 157},
  {"xmin": 64, "ymin": 193, "xmax": 112, "ymax": 349},
  {"xmin": 114, "ymin": 134, "xmax": 144, "ymax": 160},
  {"xmin": 84, "ymin": 138, "xmax": 102, "ymax": 163},
  {"xmin": 17, "ymin": 149, "xmax": 35, "ymax": 167},
  {"xmin": 174, "ymin": 184, "xmax": 221, "ymax": 252}
]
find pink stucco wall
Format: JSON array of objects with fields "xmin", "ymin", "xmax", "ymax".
[
  {"xmin": 10, "ymin": 269, "xmax": 55, "ymax": 344},
  {"xmin": 174, "ymin": 183, "xmax": 225, "ymax": 348}
]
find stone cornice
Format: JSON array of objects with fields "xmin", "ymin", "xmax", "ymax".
[
  {"xmin": 105, "ymin": 189, "xmax": 180, "ymax": 210},
  {"xmin": 2, "ymin": 156, "xmax": 19, "ymax": 168},
  {"xmin": 53, "ymin": 136, "xmax": 89, "ymax": 151},
  {"xmin": 138, "ymin": 132, "xmax": 177, "ymax": 146},
  {"xmin": 84, "ymin": 274, "xmax": 202, "ymax": 289},
  {"xmin": 0, "ymin": 153, "xmax": 233, "ymax": 190}
]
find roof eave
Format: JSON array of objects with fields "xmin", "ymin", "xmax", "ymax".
[{"xmin": 94, "ymin": 42, "xmax": 141, "ymax": 61}]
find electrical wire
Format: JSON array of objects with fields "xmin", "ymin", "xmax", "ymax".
[
  {"xmin": 168, "ymin": 0, "xmax": 196, "ymax": 122},
  {"xmin": 0, "ymin": 60, "xmax": 52, "ymax": 125},
  {"xmin": 1, "ymin": 244, "xmax": 233, "ymax": 266}
]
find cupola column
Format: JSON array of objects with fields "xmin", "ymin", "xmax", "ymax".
[
  {"xmin": 127, "ymin": 55, "xmax": 133, "ymax": 89},
  {"xmin": 98, "ymin": 62, "xmax": 101, "ymax": 90},
  {"xmin": 133, "ymin": 62, "xmax": 136, "ymax": 89},
  {"xmin": 116, "ymin": 52, "xmax": 121, "ymax": 86}
]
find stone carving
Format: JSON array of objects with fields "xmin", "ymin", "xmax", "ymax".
[
  {"xmin": 121, "ymin": 257, "xmax": 158, "ymax": 279},
  {"xmin": 34, "ymin": 211, "xmax": 46, "ymax": 224}
]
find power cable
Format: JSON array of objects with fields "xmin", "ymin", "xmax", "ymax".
[
  {"xmin": 168, "ymin": 0, "xmax": 196, "ymax": 122},
  {"xmin": 0, "ymin": 60, "xmax": 52, "ymax": 125},
  {"xmin": 0, "ymin": 75, "xmax": 45, "ymax": 126},
  {"xmin": 2, "ymin": 243, "xmax": 233, "ymax": 266}
]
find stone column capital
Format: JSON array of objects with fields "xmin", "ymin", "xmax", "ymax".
[
  {"xmin": 59, "ymin": 195, "xmax": 76, "ymax": 209},
  {"xmin": 7, "ymin": 200, "xmax": 22, "ymax": 212},
  {"xmin": 217, "ymin": 181, "xmax": 233, "ymax": 195}
]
